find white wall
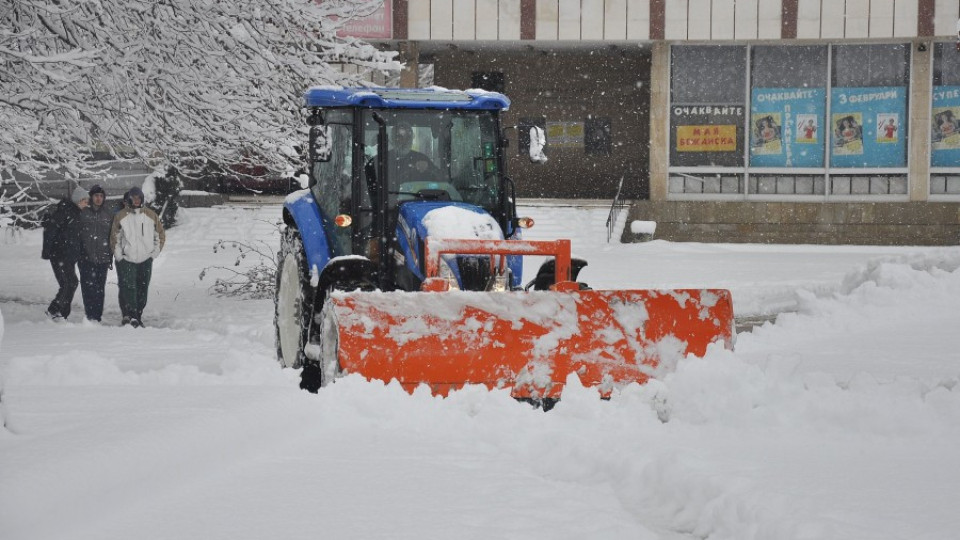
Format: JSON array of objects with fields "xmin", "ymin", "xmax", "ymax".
[
  {"xmin": 894, "ymin": 0, "xmax": 919, "ymax": 38},
  {"xmin": 558, "ymin": 0, "xmax": 582, "ymax": 39},
  {"xmin": 758, "ymin": 0, "xmax": 782, "ymax": 39},
  {"xmin": 664, "ymin": 0, "xmax": 689, "ymax": 40},
  {"xmin": 846, "ymin": 0, "xmax": 871, "ymax": 38},
  {"xmin": 605, "ymin": 0, "xmax": 628, "ymax": 39},
  {"xmin": 712, "ymin": 0, "xmax": 736, "ymax": 40},
  {"xmin": 537, "ymin": 0, "xmax": 559, "ymax": 40},
  {"xmin": 934, "ymin": 0, "xmax": 960, "ymax": 37},
  {"xmin": 734, "ymin": 0, "xmax": 759, "ymax": 40},
  {"xmin": 500, "ymin": 0, "xmax": 522, "ymax": 40},
  {"xmin": 403, "ymin": 0, "xmax": 937, "ymax": 41},
  {"xmin": 688, "ymin": 0, "xmax": 712, "ymax": 40},
  {"xmin": 871, "ymin": 0, "xmax": 896, "ymax": 38},
  {"xmin": 627, "ymin": 0, "xmax": 651, "ymax": 39}
]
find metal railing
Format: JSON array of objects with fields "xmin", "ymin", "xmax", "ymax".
[{"xmin": 605, "ymin": 176, "xmax": 627, "ymax": 243}]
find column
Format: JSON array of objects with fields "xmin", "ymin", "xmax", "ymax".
[
  {"xmin": 909, "ymin": 44, "xmax": 931, "ymax": 201},
  {"xmin": 648, "ymin": 41, "xmax": 670, "ymax": 201}
]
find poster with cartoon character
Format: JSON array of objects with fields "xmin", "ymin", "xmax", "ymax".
[
  {"xmin": 830, "ymin": 87, "xmax": 907, "ymax": 167},
  {"xmin": 751, "ymin": 113, "xmax": 782, "ymax": 155},
  {"xmin": 832, "ymin": 113, "xmax": 864, "ymax": 155},
  {"xmin": 932, "ymin": 86, "xmax": 960, "ymax": 166},
  {"xmin": 750, "ymin": 88, "xmax": 825, "ymax": 167}
]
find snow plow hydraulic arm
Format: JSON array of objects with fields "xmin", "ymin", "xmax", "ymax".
[{"xmin": 422, "ymin": 237, "xmax": 572, "ymax": 291}]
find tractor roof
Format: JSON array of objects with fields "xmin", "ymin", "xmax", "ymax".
[{"xmin": 303, "ymin": 87, "xmax": 510, "ymax": 111}]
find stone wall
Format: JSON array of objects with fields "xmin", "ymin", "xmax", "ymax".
[
  {"xmin": 430, "ymin": 46, "xmax": 651, "ymax": 200},
  {"xmin": 625, "ymin": 201, "xmax": 960, "ymax": 245}
]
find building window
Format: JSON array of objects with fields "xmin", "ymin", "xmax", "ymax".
[
  {"xmin": 930, "ymin": 175, "xmax": 960, "ymax": 195},
  {"xmin": 829, "ymin": 44, "xmax": 909, "ymax": 171},
  {"xmin": 471, "ymin": 71, "xmax": 505, "ymax": 93},
  {"xmin": 671, "ymin": 46, "xmax": 746, "ymax": 104},
  {"xmin": 931, "ymin": 43, "xmax": 960, "ymax": 183},
  {"xmin": 585, "ymin": 117, "xmax": 611, "ymax": 155},
  {"xmin": 828, "ymin": 175, "xmax": 907, "ymax": 195},
  {"xmin": 669, "ymin": 46, "xmax": 746, "ymax": 169},
  {"xmin": 750, "ymin": 175, "xmax": 826, "ymax": 195},
  {"xmin": 669, "ymin": 43, "xmax": 912, "ymax": 199},
  {"xmin": 669, "ymin": 173, "xmax": 743, "ymax": 194},
  {"xmin": 749, "ymin": 46, "xmax": 827, "ymax": 172}
]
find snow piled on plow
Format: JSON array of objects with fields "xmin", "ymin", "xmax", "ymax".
[
  {"xmin": 2, "ymin": 207, "xmax": 960, "ymax": 540},
  {"xmin": 332, "ymin": 289, "xmax": 581, "ymax": 354}
]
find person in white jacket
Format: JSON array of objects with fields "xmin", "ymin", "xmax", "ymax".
[{"xmin": 110, "ymin": 187, "xmax": 165, "ymax": 327}]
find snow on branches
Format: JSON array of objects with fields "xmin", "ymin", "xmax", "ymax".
[{"xmin": 1, "ymin": 0, "xmax": 398, "ymax": 198}]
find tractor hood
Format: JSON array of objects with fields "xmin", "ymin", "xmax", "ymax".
[
  {"xmin": 399, "ymin": 201, "xmax": 504, "ymax": 247},
  {"xmin": 395, "ymin": 201, "xmax": 508, "ymax": 286}
]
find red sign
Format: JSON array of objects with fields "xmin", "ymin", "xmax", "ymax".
[{"xmin": 337, "ymin": 2, "xmax": 392, "ymax": 39}]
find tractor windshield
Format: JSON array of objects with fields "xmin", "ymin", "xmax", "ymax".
[{"xmin": 361, "ymin": 109, "xmax": 504, "ymax": 217}]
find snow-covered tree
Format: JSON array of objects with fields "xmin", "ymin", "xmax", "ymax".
[{"xmin": 0, "ymin": 0, "xmax": 398, "ymax": 220}]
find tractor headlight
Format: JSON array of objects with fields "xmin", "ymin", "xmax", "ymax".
[
  {"xmin": 438, "ymin": 257, "xmax": 460, "ymax": 290},
  {"xmin": 486, "ymin": 272, "xmax": 510, "ymax": 292}
]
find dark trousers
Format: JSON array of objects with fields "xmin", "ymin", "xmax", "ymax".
[
  {"xmin": 48, "ymin": 258, "xmax": 79, "ymax": 319},
  {"xmin": 79, "ymin": 260, "xmax": 110, "ymax": 321},
  {"xmin": 116, "ymin": 258, "xmax": 153, "ymax": 321}
]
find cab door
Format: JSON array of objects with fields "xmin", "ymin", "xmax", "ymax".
[{"xmin": 310, "ymin": 115, "xmax": 354, "ymax": 257}]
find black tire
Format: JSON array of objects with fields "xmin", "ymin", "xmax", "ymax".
[
  {"xmin": 299, "ymin": 296, "xmax": 344, "ymax": 393},
  {"xmin": 274, "ymin": 227, "xmax": 316, "ymax": 373}
]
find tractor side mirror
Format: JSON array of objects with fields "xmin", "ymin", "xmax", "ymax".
[
  {"xmin": 528, "ymin": 126, "xmax": 548, "ymax": 163},
  {"xmin": 500, "ymin": 127, "xmax": 512, "ymax": 149},
  {"xmin": 309, "ymin": 125, "xmax": 332, "ymax": 163}
]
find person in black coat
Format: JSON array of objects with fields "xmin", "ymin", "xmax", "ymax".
[
  {"xmin": 42, "ymin": 186, "xmax": 89, "ymax": 320},
  {"xmin": 78, "ymin": 185, "xmax": 115, "ymax": 322}
]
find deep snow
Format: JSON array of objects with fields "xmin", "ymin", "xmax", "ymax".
[{"xmin": 1, "ymin": 202, "xmax": 959, "ymax": 540}]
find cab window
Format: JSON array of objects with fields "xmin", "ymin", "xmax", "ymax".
[{"xmin": 312, "ymin": 120, "xmax": 353, "ymax": 256}]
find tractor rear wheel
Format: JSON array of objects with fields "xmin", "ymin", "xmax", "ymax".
[{"xmin": 274, "ymin": 227, "xmax": 315, "ymax": 374}]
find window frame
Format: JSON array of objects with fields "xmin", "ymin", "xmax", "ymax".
[
  {"xmin": 929, "ymin": 42, "xmax": 960, "ymax": 201},
  {"xmin": 667, "ymin": 42, "xmax": 913, "ymax": 202}
]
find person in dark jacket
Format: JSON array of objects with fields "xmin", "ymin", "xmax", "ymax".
[
  {"xmin": 42, "ymin": 186, "xmax": 89, "ymax": 320},
  {"xmin": 78, "ymin": 185, "xmax": 115, "ymax": 322}
]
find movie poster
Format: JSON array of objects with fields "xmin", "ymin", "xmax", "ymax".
[
  {"xmin": 876, "ymin": 113, "xmax": 900, "ymax": 143},
  {"xmin": 750, "ymin": 88, "xmax": 825, "ymax": 167},
  {"xmin": 796, "ymin": 114, "xmax": 819, "ymax": 144},
  {"xmin": 830, "ymin": 87, "xmax": 907, "ymax": 167},
  {"xmin": 932, "ymin": 86, "xmax": 960, "ymax": 167}
]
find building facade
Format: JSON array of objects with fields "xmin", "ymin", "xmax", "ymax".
[{"xmin": 350, "ymin": 0, "xmax": 960, "ymax": 244}]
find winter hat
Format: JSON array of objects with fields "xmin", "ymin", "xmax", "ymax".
[
  {"xmin": 71, "ymin": 186, "xmax": 89, "ymax": 205},
  {"xmin": 88, "ymin": 184, "xmax": 105, "ymax": 197},
  {"xmin": 127, "ymin": 186, "xmax": 144, "ymax": 207}
]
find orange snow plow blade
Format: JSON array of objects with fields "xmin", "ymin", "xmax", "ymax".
[{"xmin": 321, "ymin": 238, "xmax": 735, "ymax": 400}]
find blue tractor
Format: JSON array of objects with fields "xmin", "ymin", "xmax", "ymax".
[{"xmin": 274, "ymin": 87, "xmax": 734, "ymax": 401}]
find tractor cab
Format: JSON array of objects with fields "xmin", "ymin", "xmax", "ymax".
[{"xmin": 304, "ymin": 88, "xmax": 518, "ymax": 291}]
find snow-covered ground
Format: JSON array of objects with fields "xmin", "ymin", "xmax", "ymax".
[{"xmin": 1, "ymin": 202, "xmax": 959, "ymax": 540}]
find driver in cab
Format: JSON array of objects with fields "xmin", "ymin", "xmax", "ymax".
[{"xmin": 391, "ymin": 123, "xmax": 440, "ymax": 183}]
